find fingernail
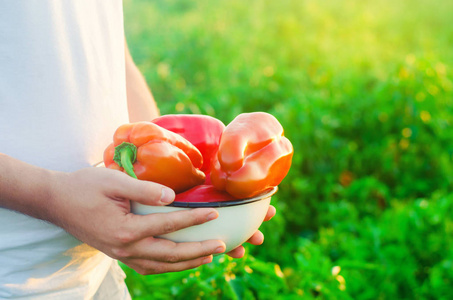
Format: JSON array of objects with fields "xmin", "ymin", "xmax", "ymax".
[
  {"xmin": 202, "ymin": 256, "xmax": 213, "ymax": 264},
  {"xmin": 206, "ymin": 211, "xmax": 217, "ymax": 221},
  {"xmin": 161, "ymin": 187, "xmax": 175, "ymax": 204},
  {"xmin": 215, "ymin": 246, "xmax": 225, "ymax": 254}
]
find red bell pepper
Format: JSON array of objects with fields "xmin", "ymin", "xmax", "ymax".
[
  {"xmin": 210, "ymin": 112, "xmax": 293, "ymax": 199},
  {"xmin": 103, "ymin": 121, "xmax": 205, "ymax": 193},
  {"xmin": 174, "ymin": 185, "xmax": 236, "ymax": 203},
  {"xmin": 152, "ymin": 114, "xmax": 225, "ymax": 182}
]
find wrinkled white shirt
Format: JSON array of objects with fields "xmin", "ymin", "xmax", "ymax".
[{"xmin": 0, "ymin": 1, "xmax": 130, "ymax": 298}]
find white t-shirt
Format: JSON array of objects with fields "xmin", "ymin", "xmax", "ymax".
[{"xmin": 0, "ymin": 1, "xmax": 130, "ymax": 298}]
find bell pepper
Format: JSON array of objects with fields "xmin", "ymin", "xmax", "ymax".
[
  {"xmin": 210, "ymin": 112, "xmax": 293, "ymax": 199},
  {"xmin": 152, "ymin": 114, "xmax": 225, "ymax": 183},
  {"xmin": 174, "ymin": 185, "xmax": 236, "ymax": 203},
  {"xmin": 103, "ymin": 121, "xmax": 206, "ymax": 193}
]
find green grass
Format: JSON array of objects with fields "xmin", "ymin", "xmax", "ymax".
[{"xmin": 122, "ymin": 0, "xmax": 453, "ymax": 298}]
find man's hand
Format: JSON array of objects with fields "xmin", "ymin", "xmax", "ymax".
[
  {"xmin": 48, "ymin": 167, "xmax": 226, "ymax": 275},
  {"xmin": 0, "ymin": 153, "xmax": 226, "ymax": 275}
]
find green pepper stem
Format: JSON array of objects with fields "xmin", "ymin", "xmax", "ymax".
[
  {"xmin": 113, "ymin": 142, "xmax": 138, "ymax": 179},
  {"xmin": 120, "ymin": 147, "xmax": 137, "ymax": 179}
]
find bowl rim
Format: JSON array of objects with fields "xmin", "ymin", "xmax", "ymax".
[
  {"xmin": 168, "ymin": 186, "xmax": 278, "ymax": 208},
  {"xmin": 94, "ymin": 161, "xmax": 278, "ymax": 208}
]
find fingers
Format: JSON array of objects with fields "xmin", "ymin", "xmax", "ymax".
[
  {"xmin": 246, "ymin": 230, "xmax": 264, "ymax": 245},
  {"xmin": 119, "ymin": 237, "xmax": 225, "ymax": 262},
  {"xmin": 110, "ymin": 209, "xmax": 226, "ymax": 274},
  {"xmin": 128, "ymin": 208, "xmax": 219, "ymax": 240},
  {"xmin": 107, "ymin": 169, "xmax": 175, "ymax": 205},
  {"xmin": 226, "ymin": 245, "xmax": 245, "ymax": 258},
  {"xmin": 113, "ymin": 236, "xmax": 225, "ymax": 275},
  {"xmin": 124, "ymin": 255, "xmax": 214, "ymax": 275},
  {"xmin": 263, "ymin": 205, "xmax": 276, "ymax": 222},
  {"xmin": 225, "ymin": 230, "xmax": 264, "ymax": 259}
]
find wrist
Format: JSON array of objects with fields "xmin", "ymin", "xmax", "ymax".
[{"xmin": 40, "ymin": 169, "xmax": 69, "ymax": 226}]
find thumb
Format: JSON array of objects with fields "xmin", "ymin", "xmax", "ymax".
[{"xmin": 110, "ymin": 171, "xmax": 175, "ymax": 206}]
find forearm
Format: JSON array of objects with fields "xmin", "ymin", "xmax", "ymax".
[
  {"xmin": 125, "ymin": 43, "xmax": 160, "ymax": 122},
  {"xmin": 0, "ymin": 153, "xmax": 60, "ymax": 222}
]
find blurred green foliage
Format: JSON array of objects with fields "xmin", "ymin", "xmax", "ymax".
[{"xmin": 123, "ymin": 0, "xmax": 453, "ymax": 298}]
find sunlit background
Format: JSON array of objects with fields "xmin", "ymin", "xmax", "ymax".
[{"xmin": 122, "ymin": 0, "xmax": 453, "ymax": 298}]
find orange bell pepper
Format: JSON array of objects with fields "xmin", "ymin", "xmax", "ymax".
[
  {"xmin": 103, "ymin": 122, "xmax": 205, "ymax": 193},
  {"xmin": 210, "ymin": 112, "xmax": 293, "ymax": 199}
]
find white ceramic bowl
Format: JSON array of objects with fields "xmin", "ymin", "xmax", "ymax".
[
  {"xmin": 131, "ymin": 186, "xmax": 277, "ymax": 253},
  {"xmin": 95, "ymin": 161, "xmax": 277, "ymax": 254}
]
